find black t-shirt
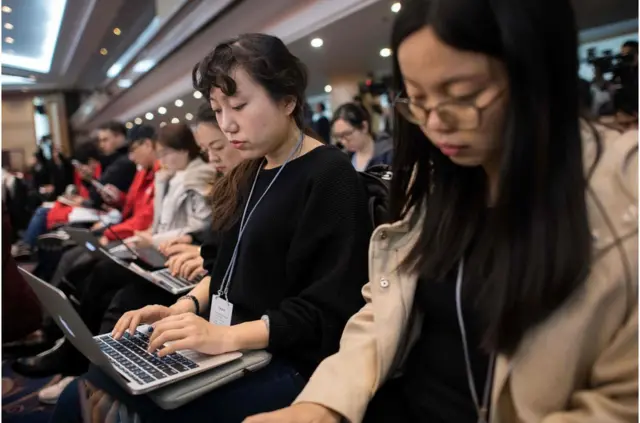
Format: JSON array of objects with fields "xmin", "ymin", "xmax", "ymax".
[
  {"xmin": 365, "ymin": 243, "xmax": 491, "ymax": 422},
  {"xmin": 206, "ymin": 145, "xmax": 372, "ymax": 378}
]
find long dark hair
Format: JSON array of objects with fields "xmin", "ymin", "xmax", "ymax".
[
  {"xmin": 391, "ymin": 0, "xmax": 593, "ymax": 353},
  {"xmin": 156, "ymin": 123, "xmax": 200, "ymax": 160},
  {"xmin": 192, "ymin": 33, "xmax": 314, "ymax": 230}
]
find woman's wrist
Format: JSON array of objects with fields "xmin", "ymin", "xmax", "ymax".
[
  {"xmin": 227, "ymin": 320, "xmax": 270, "ymax": 351},
  {"xmin": 170, "ymin": 297, "xmax": 197, "ymax": 315}
]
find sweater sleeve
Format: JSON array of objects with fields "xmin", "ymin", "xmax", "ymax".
[{"xmin": 265, "ymin": 162, "xmax": 370, "ymax": 357}]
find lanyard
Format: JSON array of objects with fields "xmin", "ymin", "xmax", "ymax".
[
  {"xmin": 455, "ymin": 259, "xmax": 496, "ymax": 423},
  {"xmin": 217, "ymin": 131, "xmax": 304, "ymax": 300}
]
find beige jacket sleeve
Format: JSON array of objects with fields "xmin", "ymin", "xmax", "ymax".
[
  {"xmin": 294, "ymin": 282, "xmax": 379, "ymax": 423},
  {"xmin": 542, "ymin": 304, "xmax": 638, "ymax": 423}
]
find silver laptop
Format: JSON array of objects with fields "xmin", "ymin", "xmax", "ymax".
[
  {"xmin": 65, "ymin": 227, "xmax": 201, "ymax": 295},
  {"xmin": 18, "ymin": 268, "xmax": 242, "ymax": 395}
]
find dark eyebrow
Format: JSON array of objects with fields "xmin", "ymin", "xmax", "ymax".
[{"xmin": 404, "ymin": 73, "xmax": 485, "ymax": 90}]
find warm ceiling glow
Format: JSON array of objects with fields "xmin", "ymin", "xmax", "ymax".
[
  {"xmin": 5, "ymin": 37, "xmax": 14, "ymax": 44},
  {"xmin": 145, "ymin": 112, "xmax": 154, "ymax": 120},
  {"xmin": 4, "ymin": 23, "xmax": 13, "ymax": 30},
  {"xmin": 185, "ymin": 113, "xmax": 194, "ymax": 121},
  {"xmin": 113, "ymin": 27, "xmax": 121, "ymax": 36},
  {"xmin": 134, "ymin": 117, "xmax": 143, "ymax": 125},
  {"xmin": 100, "ymin": 48, "xmax": 108, "ymax": 55},
  {"xmin": 380, "ymin": 48, "xmax": 392, "ymax": 57},
  {"xmin": 324, "ymin": 85, "xmax": 332, "ymax": 93},
  {"xmin": 160, "ymin": 122, "xmax": 167, "ymax": 128},
  {"xmin": 158, "ymin": 106, "xmax": 167, "ymax": 114},
  {"xmin": 310, "ymin": 38, "xmax": 323, "ymax": 48},
  {"xmin": 2, "ymin": 6, "xmax": 12, "ymax": 13},
  {"xmin": 391, "ymin": 2, "xmax": 401, "ymax": 13},
  {"xmin": 125, "ymin": 122, "xmax": 133, "ymax": 129},
  {"xmin": 193, "ymin": 91, "xmax": 203, "ymax": 99},
  {"xmin": 174, "ymin": 99, "xmax": 184, "ymax": 107},
  {"xmin": 171, "ymin": 117, "xmax": 180, "ymax": 123}
]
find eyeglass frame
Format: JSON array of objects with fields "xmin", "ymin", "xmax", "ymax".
[{"xmin": 392, "ymin": 87, "xmax": 507, "ymax": 130}]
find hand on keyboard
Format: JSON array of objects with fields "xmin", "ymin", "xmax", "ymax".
[
  {"xmin": 112, "ymin": 305, "xmax": 175, "ymax": 340},
  {"xmin": 147, "ymin": 313, "xmax": 236, "ymax": 357}
]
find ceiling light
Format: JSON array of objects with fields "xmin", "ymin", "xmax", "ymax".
[
  {"xmin": 160, "ymin": 122, "xmax": 167, "ymax": 128},
  {"xmin": 174, "ymin": 99, "xmax": 184, "ymax": 107},
  {"xmin": 1, "ymin": 75, "xmax": 36, "ymax": 85},
  {"xmin": 380, "ymin": 48, "xmax": 392, "ymax": 57},
  {"xmin": 145, "ymin": 112, "xmax": 154, "ymax": 120},
  {"xmin": 125, "ymin": 122, "xmax": 133, "ymax": 129},
  {"xmin": 158, "ymin": 106, "xmax": 167, "ymax": 114},
  {"xmin": 106, "ymin": 63, "xmax": 123, "ymax": 78},
  {"xmin": 100, "ymin": 48, "xmax": 108, "ymax": 55},
  {"xmin": 193, "ymin": 91, "xmax": 203, "ymax": 99},
  {"xmin": 311, "ymin": 38, "xmax": 323, "ymax": 48},
  {"xmin": 2, "ymin": 0, "xmax": 67, "ymax": 73},
  {"xmin": 5, "ymin": 37, "xmax": 14, "ymax": 44},
  {"xmin": 134, "ymin": 117, "xmax": 143, "ymax": 125},
  {"xmin": 391, "ymin": 2, "xmax": 401, "ymax": 13},
  {"xmin": 185, "ymin": 113, "xmax": 194, "ymax": 121},
  {"xmin": 113, "ymin": 27, "xmax": 121, "ymax": 36},
  {"xmin": 324, "ymin": 85, "xmax": 333, "ymax": 93},
  {"xmin": 133, "ymin": 59, "xmax": 154, "ymax": 73},
  {"xmin": 117, "ymin": 79, "xmax": 132, "ymax": 88},
  {"xmin": 4, "ymin": 23, "xmax": 13, "ymax": 30},
  {"xmin": 171, "ymin": 117, "xmax": 180, "ymax": 124},
  {"xmin": 2, "ymin": 6, "xmax": 12, "ymax": 13}
]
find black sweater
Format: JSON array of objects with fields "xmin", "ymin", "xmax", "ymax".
[{"xmin": 206, "ymin": 145, "xmax": 371, "ymax": 378}]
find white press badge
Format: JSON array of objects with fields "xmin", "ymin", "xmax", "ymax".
[{"xmin": 209, "ymin": 295, "xmax": 233, "ymax": 326}]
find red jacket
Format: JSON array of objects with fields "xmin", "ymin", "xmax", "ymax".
[
  {"xmin": 104, "ymin": 162, "xmax": 159, "ymax": 241},
  {"xmin": 46, "ymin": 166, "xmax": 102, "ymax": 230}
]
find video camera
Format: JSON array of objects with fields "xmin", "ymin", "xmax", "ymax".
[{"xmin": 587, "ymin": 47, "xmax": 636, "ymax": 86}]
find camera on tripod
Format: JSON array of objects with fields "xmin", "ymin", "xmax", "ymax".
[{"xmin": 586, "ymin": 47, "xmax": 636, "ymax": 86}]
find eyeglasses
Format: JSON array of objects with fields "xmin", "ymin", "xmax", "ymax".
[
  {"xmin": 393, "ymin": 88, "xmax": 506, "ymax": 130},
  {"xmin": 332, "ymin": 128, "xmax": 356, "ymax": 142}
]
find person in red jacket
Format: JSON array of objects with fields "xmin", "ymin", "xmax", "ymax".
[{"xmin": 95, "ymin": 125, "xmax": 159, "ymax": 245}]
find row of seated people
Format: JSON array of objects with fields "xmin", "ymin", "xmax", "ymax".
[{"xmin": 4, "ymin": 0, "xmax": 638, "ymax": 421}]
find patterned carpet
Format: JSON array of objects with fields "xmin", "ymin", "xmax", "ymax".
[{"xmin": 2, "ymin": 361, "xmax": 57, "ymax": 423}]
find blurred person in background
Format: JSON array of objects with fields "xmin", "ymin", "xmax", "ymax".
[
  {"xmin": 331, "ymin": 102, "xmax": 393, "ymax": 171},
  {"xmin": 313, "ymin": 102, "xmax": 331, "ymax": 144},
  {"xmin": 248, "ymin": 0, "xmax": 637, "ymax": 422}
]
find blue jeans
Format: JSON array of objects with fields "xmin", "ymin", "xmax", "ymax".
[
  {"xmin": 23, "ymin": 206, "xmax": 50, "ymax": 247},
  {"xmin": 52, "ymin": 358, "xmax": 306, "ymax": 422}
]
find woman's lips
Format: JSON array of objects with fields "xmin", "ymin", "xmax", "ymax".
[{"xmin": 437, "ymin": 143, "xmax": 466, "ymax": 157}]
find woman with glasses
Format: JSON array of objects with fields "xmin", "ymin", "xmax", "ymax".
[
  {"xmin": 247, "ymin": 0, "xmax": 638, "ymax": 422},
  {"xmin": 331, "ymin": 103, "xmax": 393, "ymax": 171}
]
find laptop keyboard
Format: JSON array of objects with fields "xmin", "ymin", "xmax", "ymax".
[
  {"xmin": 96, "ymin": 330, "xmax": 199, "ymax": 385},
  {"xmin": 152, "ymin": 268, "xmax": 202, "ymax": 290}
]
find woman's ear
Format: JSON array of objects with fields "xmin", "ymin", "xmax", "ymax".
[
  {"xmin": 361, "ymin": 120, "xmax": 370, "ymax": 134},
  {"xmin": 282, "ymin": 97, "xmax": 297, "ymax": 116}
]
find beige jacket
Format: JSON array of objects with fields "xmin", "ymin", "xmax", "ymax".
[{"xmin": 296, "ymin": 127, "xmax": 638, "ymax": 423}]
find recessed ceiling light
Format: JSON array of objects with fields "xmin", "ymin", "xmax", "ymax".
[
  {"xmin": 5, "ymin": 37, "xmax": 14, "ymax": 44},
  {"xmin": 380, "ymin": 48, "xmax": 392, "ymax": 58},
  {"xmin": 171, "ymin": 117, "xmax": 180, "ymax": 123},
  {"xmin": 391, "ymin": 2, "xmax": 401, "ymax": 13},
  {"xmin": 160, "ymin": 122, "xmax": 167, "ymax": 128},
  {"xmin": 2, "ymin": 6, "xmax": 12, "ymax": 13},
  {"xmin": 185, "ymin": 113, "xmax": 194, "ymax": 121},
  {"xmin": 145, "ymin": 112, "xmax": 154, "ymax": 120},
  {"xmin": 134, "ymin": 117, "xmax": 143, "ymax": 125},
  {"xmin": 4, "ymin": 23, "xmax": 13, "ymax": 30},
  {"xmin": 117, "ymin": 79, "xmax": 132, "ymax": 88},
  {"xmin": 324, "ymin": 85, "xmax": 332, "ymax": 93},
  {"xmin": 133, "ymin": 59, "xmax": 154, "ymax": 73},
  {"xmin": 125, "ymin": 122, "xmax": 133, "ymax": 129},
  {"xmin": 193, "ymin": 91, "xmax": 203, "ymax": 99},
  {"xmin": 158, "ymin": 106, "xmax": 167, "ymax": 115},
  {"xmin": 113, "ymin": 27, "xmax": 121, "ymax": 36},
  {"xmin": 174, "ymin": 99, "xmax": 184, "ymax": 107},
  {"xmin": 100, "ymin": 48, "xmax": 108, "ymax": 55},
  {"xmin": 311, "ymin": 38, "xmax": 323, "ymax": 48}
]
